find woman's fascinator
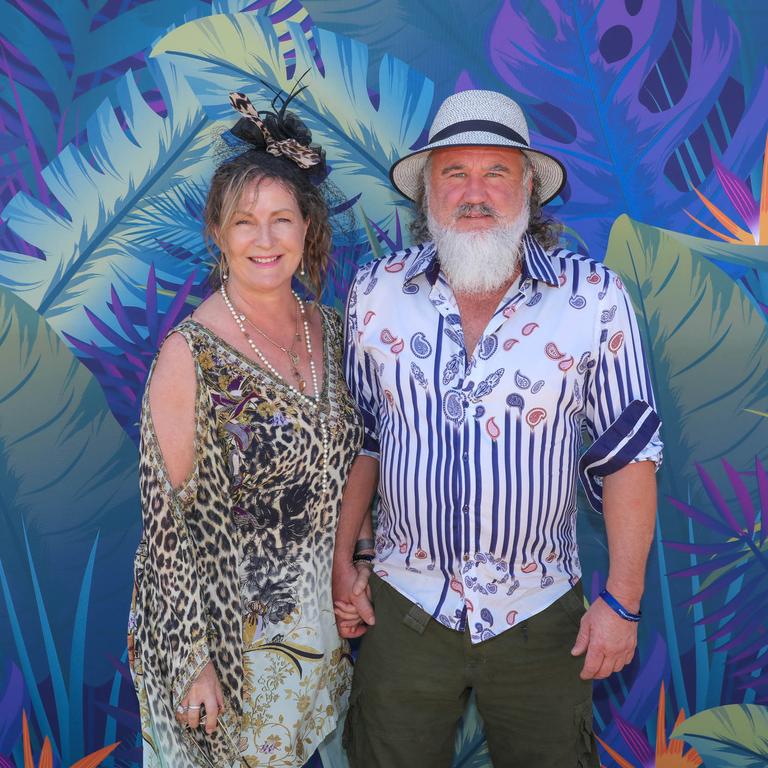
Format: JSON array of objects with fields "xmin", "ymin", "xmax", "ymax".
[{"xmin": 225, "ymin": 79, "xmax": 327, "ymax": 182}]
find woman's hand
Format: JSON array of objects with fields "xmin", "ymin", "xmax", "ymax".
[
  {"xmin": 176, "ymin": 661, "xmax": 225, "ymax": 734},
  {"xmin": 333, "ymin": 561, "xmax": 375, "ymax": 638}
]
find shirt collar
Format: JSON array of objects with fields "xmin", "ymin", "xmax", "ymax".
[{"xmin": 407, "ymin": 233, "xmax": 560, "ymax": 288}]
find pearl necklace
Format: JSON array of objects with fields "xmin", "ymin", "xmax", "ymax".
[
  {"xmin": 220, "ymin": 284, "xmax": 329, "ymax": 495},
  {"xmin": 242, "ymin": 295, "xmax": 306, "ymax": 391}
]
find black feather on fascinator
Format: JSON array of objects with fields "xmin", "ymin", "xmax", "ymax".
[{"xmin": 226, "ymin": 76, "xmax": 326, "ymax": 181}]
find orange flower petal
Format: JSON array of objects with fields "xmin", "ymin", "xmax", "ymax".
[
  {"xmin": 22, "ymin": 712, "xmax": 34, "ymax": 768},
  {"xmin": 69, "ymin": 742, "xmax": 121, "ymax": 768},
  {"xmin": 656, "ymin": 681, "xmax": 668, "ymax": 756},
  {"xmin": 691, "ymin": 187, "xmax": 754, "ymax": 241},
  {"xmin": 684, "ymin": 210, "xmax": 743, "ymax": 243},
  {"xmin": 759, "ymin": 132, "xmax": 768, "ymax": 245},
  {"xmin": 38, "ymin": 738, "xmax": 53, "ymax": 768},
  {"xmin": 595, "ymin": 735, "xmax": 636, "ymax": 768}
]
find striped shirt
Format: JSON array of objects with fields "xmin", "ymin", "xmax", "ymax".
[{"xmin": 344, "ymin": 235, "xmax": 662, "ymax": 642}]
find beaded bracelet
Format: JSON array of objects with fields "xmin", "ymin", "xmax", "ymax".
[{"xmin": 599, "ymin": 589, "xmax": 641, "ymax": 622}]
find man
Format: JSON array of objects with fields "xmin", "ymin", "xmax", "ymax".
[{"xmin": 333, "ymin": 90, "xmax": 662, "ymax": 768}]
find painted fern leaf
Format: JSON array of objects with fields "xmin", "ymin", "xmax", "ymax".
[
  {"xmin": 0, "ymin": 0, "xmax": 206, "ymax": 210},
  {"xmin": 489, "ymin": 0, "xmax": 768, "ymax": 256},
  {"xmin": 150, "ymin": 11, "xmax": 434, "ymax": 228},
  {"xmin": 0, "ymin": 57, "xmax": 215, "ymax": 345}
]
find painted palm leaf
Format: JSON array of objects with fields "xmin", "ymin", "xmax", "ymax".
[
  {"xmin": 302, "ymin": 0, "xmax": 503, "ymax": 98},
  {"xmin": 604, "ymin": 216, "xmax": 768, "ymax": 501},
  {"xmin": 605, "ymin": 216, "xmax": 768, "ymax": 712},
  {"xmin": 489, "ymin": 0, "xmax": 768, "ymax": 257},
  {"xmin": 0, "ymin": 58, "xmax": 216, "ymax": 344},
  {"xmin": 0, "ymin": 0, "xmax": 207, "ymax": 210},
  {"xmin": 671, "ymin": 704, "xmax": 768, "ymax": 767},
  {"xmin": 149, "ymin": 11, "xmax": 434, "ymax": 227},
  {"xmin": 0, "ymin": 285, "xmax": 139, "ymax": 688}
]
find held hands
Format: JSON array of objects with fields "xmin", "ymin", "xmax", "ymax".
[
  {"xmin": 332, "ymin": 561, "xmax": 375, "ymax": 638},
  {"xmin": 175, "ymin": 661, "xmax": 225, "ymax": 734},
  {"xmin": 570, "ymin": 597, "xmax": 638, "ymax": 680}
]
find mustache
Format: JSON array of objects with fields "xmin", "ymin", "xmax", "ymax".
[{"xmin": 453, "ymin": 202, "xmax": 499, "ymax": 219}]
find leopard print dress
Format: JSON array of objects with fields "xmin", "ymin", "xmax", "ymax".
[{"xmin": 129, "ymin": 307, "xmax": 363, "ymax": 767}]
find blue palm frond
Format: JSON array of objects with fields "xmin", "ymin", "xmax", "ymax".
[
  {"xmin": 665, "ymin": 458, "xmax": 768, "ymax": 699},
  {"xmin": 0, "ymin": 57, "xmax": 212, "ymax": 344},
  {"xmin": 150, "ymin": 11, "xmax": 434, "ymax": 227}
]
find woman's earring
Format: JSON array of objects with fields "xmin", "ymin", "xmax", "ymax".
[
  {"xmin": 220, "ymin": 254, "xmax": 229, "ymax": 282},
  {"xmin": 300, "ymin": 256, "xmax": 305, "ymax": 277}
]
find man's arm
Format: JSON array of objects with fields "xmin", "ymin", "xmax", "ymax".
[
  {"xmin": 332, "ymin": 454, "xmax": 379, "ymax": 638},
  {"xmin": 571, "ymin": 460, "xmax": 656, "ymax": 679}
]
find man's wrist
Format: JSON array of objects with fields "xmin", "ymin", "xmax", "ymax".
[
  {"xmin": 354, "ymin": 538, "xmax": 375, "ymax": 554},
  {"xmin": 599, "ymin": 589, "xmax": 642, "ymax": 622}
]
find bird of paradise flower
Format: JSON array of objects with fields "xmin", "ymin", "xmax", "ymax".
[
  {"xmin": 596, "ymin": 682, "xmax": 702, "ymax": 768},
  {"xmin": 18, "ymin": 711, "xmax": 118, "ymax": 768},
  {"xmin": 685, "ymin": 132, "xmax": 768, "ymax": 245}
]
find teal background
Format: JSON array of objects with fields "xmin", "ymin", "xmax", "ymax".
[{"xmin": 1, "ymin": 1, "xmax": 767, "ymax": 766}]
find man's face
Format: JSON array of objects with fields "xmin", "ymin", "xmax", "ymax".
[{"xmin": 427, "ymin": 146, "xmax": 530, "ymax": 233}]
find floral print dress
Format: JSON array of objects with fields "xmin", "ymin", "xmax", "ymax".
[{"xmin": 130, "ymin": 306, "xmax": 363, "ymax": 767}]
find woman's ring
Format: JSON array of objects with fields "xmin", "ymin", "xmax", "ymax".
[
  {"xmin": 176, "ymin": 705, "xmax": 188, "ymax": 714},
  {"xmin": 187, "ymin": 704, "xmax": 202, "ymax": 710}
]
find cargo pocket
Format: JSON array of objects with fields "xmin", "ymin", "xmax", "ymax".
[{"xmin": 574, "ymin": 699, "xmax": 599, "ymax": 768}]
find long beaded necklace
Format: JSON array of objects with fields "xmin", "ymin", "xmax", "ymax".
[{"xmin": 220, "ymin": 283, "xmax": 330, "ymax": 495}]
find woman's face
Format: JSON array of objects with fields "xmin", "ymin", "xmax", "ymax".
[{"xmin": 218, "ymin": 177, "xmax": 308, "ymax": 297}]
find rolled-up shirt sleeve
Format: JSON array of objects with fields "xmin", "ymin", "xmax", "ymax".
[
  {"xmin": 344, "ymin": 266, "xmax": 382, "ymax": 458},
  {"xmin": 579, "ymin": 273, "xmax": 663, "ymax": 512}
]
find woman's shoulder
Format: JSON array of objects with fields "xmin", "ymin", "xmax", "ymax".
[{"xmin": 317, "ymin": 302, "xmax": 342, "ymax": 334}]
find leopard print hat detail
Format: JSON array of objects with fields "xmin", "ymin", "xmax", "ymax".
[{"xmin": 228, "ymin": 91, "xmax": 323, "ymax": 170}]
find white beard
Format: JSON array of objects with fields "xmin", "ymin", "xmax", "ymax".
[{"xmin": 428, "ymin": 201, "xmax": 530, "ymax": 295}]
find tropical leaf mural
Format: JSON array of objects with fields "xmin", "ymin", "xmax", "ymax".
[
  {"xmin": 671, "ymin": 703, "xmax": 768, "ymax": 767},
  {"xmin": 149, "ymin": 11, "xmax": 434, "ymax": 228},
  {"xmin": 1, "ymin": 1, "xmax": 768, "ymax": 766},
  {"xmin": 603, "ymin": 216, "xmax": 768, "ymax": 497},
  {"xmin": 0, "ymin": 285, "xmax": 139, "ymax": 685},
  {"xmin": 488, "ymin": 0, "xmax": 768, "ymax": 257}
]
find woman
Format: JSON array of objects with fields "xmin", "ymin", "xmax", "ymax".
[{"xmin": 129, "ymin": 91, "xmax": 365, "ymax": 767}]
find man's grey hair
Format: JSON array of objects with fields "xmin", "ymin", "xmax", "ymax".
[{"xmin": 409, "ymin": 153, "xmax": 563, "ymax": 249}]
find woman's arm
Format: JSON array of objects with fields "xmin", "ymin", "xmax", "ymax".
[
  {"xmin": 332, "ymin": 455, "xmax": 379, "ymax": 637},
  {"xmin": 142, "ymin": 333, "xmax": 224, "ymax": 734}
]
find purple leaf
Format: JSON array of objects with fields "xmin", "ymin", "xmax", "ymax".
[
  {"xmin": 610, "ymin": 707, "xmax": 654, "ymax": 766},
  {"xmin": 695, "ymin": 462, "xmax": 742, "ymax": 532},
  {"xmin": 667, "ymin": 497, "xmax": 735, "ymax": 537},
  {"xmin": 109, "ymin": 286, "xmax": 145, "ymax": 345},
  {"xmin": 711, "ymin": 149, "xmax": 760, "ymax": 237},
  {"xmin": 722, "ymin": 459, "xmax": 757, "ymax": 533},
  {"xmin": 455, "ymin": 70, "xmax": 477, "ymax": 91},
  {"xmin": 158, "ymin": 271, "xmax": 196, "ymax": 340},
  {"xmin": 145, "ymin": 263, "xmax": 158, "ymax": 342},
  {"xmin": 680, "ymin": 560, "xmax": 752, "ymax": 605},
  {"xmin": 488, "ymin": 0, "xmax": 749, "ymax": 254},
  {"xmin": 757, "ymin": 457, "xmax": 768, "ymax": 546},
  {"xmin": 665, "ymin": 540, "xmax": 740, "ymax": 555},
  {"xmin": 0, "ymin": 661, "xmax": 23, "ymax": 753},
  {"xmin": 671, "ymin": 548, "xmax": 748, "ymax": 578}
]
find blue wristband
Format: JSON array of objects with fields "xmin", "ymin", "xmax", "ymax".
[{"xmin": 599, "ymin": 589, "xmax": 641, "ymax": 622}]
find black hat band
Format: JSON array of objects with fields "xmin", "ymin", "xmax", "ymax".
[{"xmin": 429, "ymin": 120, "xmax": 528, "ymax": 147}]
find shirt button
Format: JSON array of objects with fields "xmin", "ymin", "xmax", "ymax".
[
  {"xmin": 462, "ymin": 504, "xmax": 469, "ymax": 513},
  {"xmin": 463, "ymin": 554, "xmax": 469, "ymax": 562},
  {"xmin": 462, "ymin": 452, "xmax": 468, "ymax": 459}
]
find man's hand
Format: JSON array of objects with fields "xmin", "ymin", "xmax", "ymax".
[
  {"xmin": 570, "ymin": 598, "xmax": 638, "ymax": 680},
  {"xmin": 176, "ymin": 661, "xmax": 225, "ymax": 734},
  {"xmin": 332, "ymin": 561, "xmax": 375, "ymax": 638}
]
